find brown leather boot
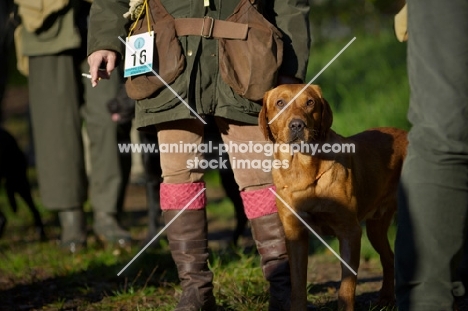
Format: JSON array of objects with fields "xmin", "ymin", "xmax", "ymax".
[
  {"xmin": 251, "ymin": 213, "xmax": 291, "ymax": 311},
  {"xmin": 164, "ymin": 209, "xmax": 217, "ymax": 311}
]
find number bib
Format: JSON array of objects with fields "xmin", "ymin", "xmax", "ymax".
[{"xmin": 124, "ymin": 31, "xmax": 154, "ymax": 78}]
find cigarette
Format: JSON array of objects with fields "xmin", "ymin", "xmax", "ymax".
[{"xmin": 82, "ymin": 73, "xmax": 101, "ymax": 80}]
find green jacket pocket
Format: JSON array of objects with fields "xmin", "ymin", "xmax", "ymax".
[{"xmin": 219, "ymin": 0, "xmax": 283, "ymax": 102}]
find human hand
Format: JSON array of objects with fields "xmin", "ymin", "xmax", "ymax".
[{"xmin": 87, "ymin": 50, "xmax": 118, "ymax": 87}]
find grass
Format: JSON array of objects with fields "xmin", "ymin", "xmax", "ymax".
[
  {"xmin": 0, "ymin": 195, "xmax": 268, "ymax": 310},
  {"xmin": 307, "ymin": 28, "xmax": 410, "ymax": 136},
  {"xmin": 0, "ymin": 183, "xmax": 397, "ymax": 310},
  {"xmin": 0, "ymin": 29, "xmax": 407, "ymax": 310}
]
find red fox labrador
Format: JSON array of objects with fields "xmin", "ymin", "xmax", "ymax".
[{"xmin": 259, "ymin": 84, "xmax": 407, "ymax": 311}]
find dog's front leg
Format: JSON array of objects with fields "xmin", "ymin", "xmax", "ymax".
[
  {"xmin": 278, "ymin": 204, "xmax": 309, "ymax": 311},
  {"xmin": 335, "ymin": 223, "xmax": 362, "ymax": 311}
]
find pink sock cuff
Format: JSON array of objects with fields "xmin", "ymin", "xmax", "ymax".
[
  {"xmin": 160, "ymin": 182, "xmax": 206, "ymax": 210},
  {"xmin": 241, "ymin": 186, "xmax": 278, "ymax": 219}
]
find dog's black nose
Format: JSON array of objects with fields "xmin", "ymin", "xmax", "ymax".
[{"xmin": 289, "ymin": 119, "xmax": 306, "ymax": 132}]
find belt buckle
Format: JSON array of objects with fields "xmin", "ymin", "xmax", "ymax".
[{"xmin": 201, "ymin": 16, "xmax": 214, "ymax": 38}]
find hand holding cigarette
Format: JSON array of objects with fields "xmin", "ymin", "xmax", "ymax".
[{"xmin": 87, "ymin": 50, "xmax": 118, "ymax": 87}]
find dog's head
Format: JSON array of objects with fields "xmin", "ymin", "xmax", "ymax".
[{"xmin": 259, "ymin": 84, "xmax": 333, "ymax": 143}]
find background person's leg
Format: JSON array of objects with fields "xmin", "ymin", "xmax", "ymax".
[
  {"xmin": 28, "ymin": 54, "xmax": 87, "ymax": 250},
  {"xmin": 395, "ymin": 1, "xmax": 468, "ymax": 310},
  {"xmin": 396, "ymin": 151, "xmax": 468, "ymax": 310},
  {"xmin": 82, "ymin": 62, "xmax": 131, "ymax": 247}
]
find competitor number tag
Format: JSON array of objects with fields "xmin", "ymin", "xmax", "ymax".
[{"xmin": 124, "ymin": 31, "xmax": 154, "ymax": 78}]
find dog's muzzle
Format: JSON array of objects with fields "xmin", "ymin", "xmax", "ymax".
[
  {"xmin": 289, "ymin": 119, "xmax": 306, "ymax": 133},
  {"xmin": 288, "ymin": 119, "xmax": 307, "ymax": 142}
]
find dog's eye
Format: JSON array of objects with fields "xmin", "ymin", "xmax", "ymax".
[
  {"xmin": 276, "ymin": 99, "xmax": 286, "ymax": 109},
  {"xmin": 306, "ymin": 99, "xmax": 315, "ymax": 107}
]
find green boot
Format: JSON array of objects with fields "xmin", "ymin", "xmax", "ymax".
[
  {"xmin": 58, "ymin": 209, "xmax": 87, "ymax": 253},
  {"xmin": 93, "ymin": 211, "xmax": 132, "ymax": 250}
]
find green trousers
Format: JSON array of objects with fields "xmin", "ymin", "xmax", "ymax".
[
  {"xmin": 28, "ymin": 53, "xmax": 131, "ymax": 212},
  {"xmin": 395, "ymin": 1, "xmax": 468, "ymax": 310}
]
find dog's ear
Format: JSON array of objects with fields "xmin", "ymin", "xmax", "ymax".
[
  {"xmin": 309, "ymin": 84, "xmax": 323, "ymax": 98},
  {"xmin": 259, "ymin": 91, "xmax": 275, "ymax": 142},
  {"xmin": 320, "ymin": 98, "xmax": 333, "ymax": 140}
]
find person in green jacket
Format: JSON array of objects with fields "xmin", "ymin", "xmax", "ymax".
[
  {"xmin": 15, "ymin": 0, "xmax": 132, "ymax": 252},
  {"xmin": 395, "ymin": 0, "xmax": 468, "ymax": 310},
  {"xmin": 88, "ymin": 0, "xmax": 310, "ymax": 310}
]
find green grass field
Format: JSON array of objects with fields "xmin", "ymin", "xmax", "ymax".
[
  {"xmin": 306, "ymin": 30, "xmax": 410, "ymax": 135},
  {"xmin": 0, "ymin": 29, "xmax": 407, "ymax": 310}
]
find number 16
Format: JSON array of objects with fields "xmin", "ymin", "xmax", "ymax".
[{"xmin": 131, "ymin": 49, "xmax": 147, "ymax": 66}]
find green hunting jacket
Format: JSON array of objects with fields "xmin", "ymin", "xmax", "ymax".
[{"xmin": 88, "ymin": 0, "xmax": 311, "ymax": 130}]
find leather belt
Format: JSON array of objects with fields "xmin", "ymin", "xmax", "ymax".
[{"xmin": 174, "ymin": 17, "xmax": 248, "ymax": 40}]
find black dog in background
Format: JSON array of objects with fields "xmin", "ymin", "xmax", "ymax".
[
  {"xmin": 107, "ymin": 86, "xmax": 248, "ymax": 246},
  {"xmin": 0, "ymin": 127, "xmax": 46, "ymax": 239}
]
